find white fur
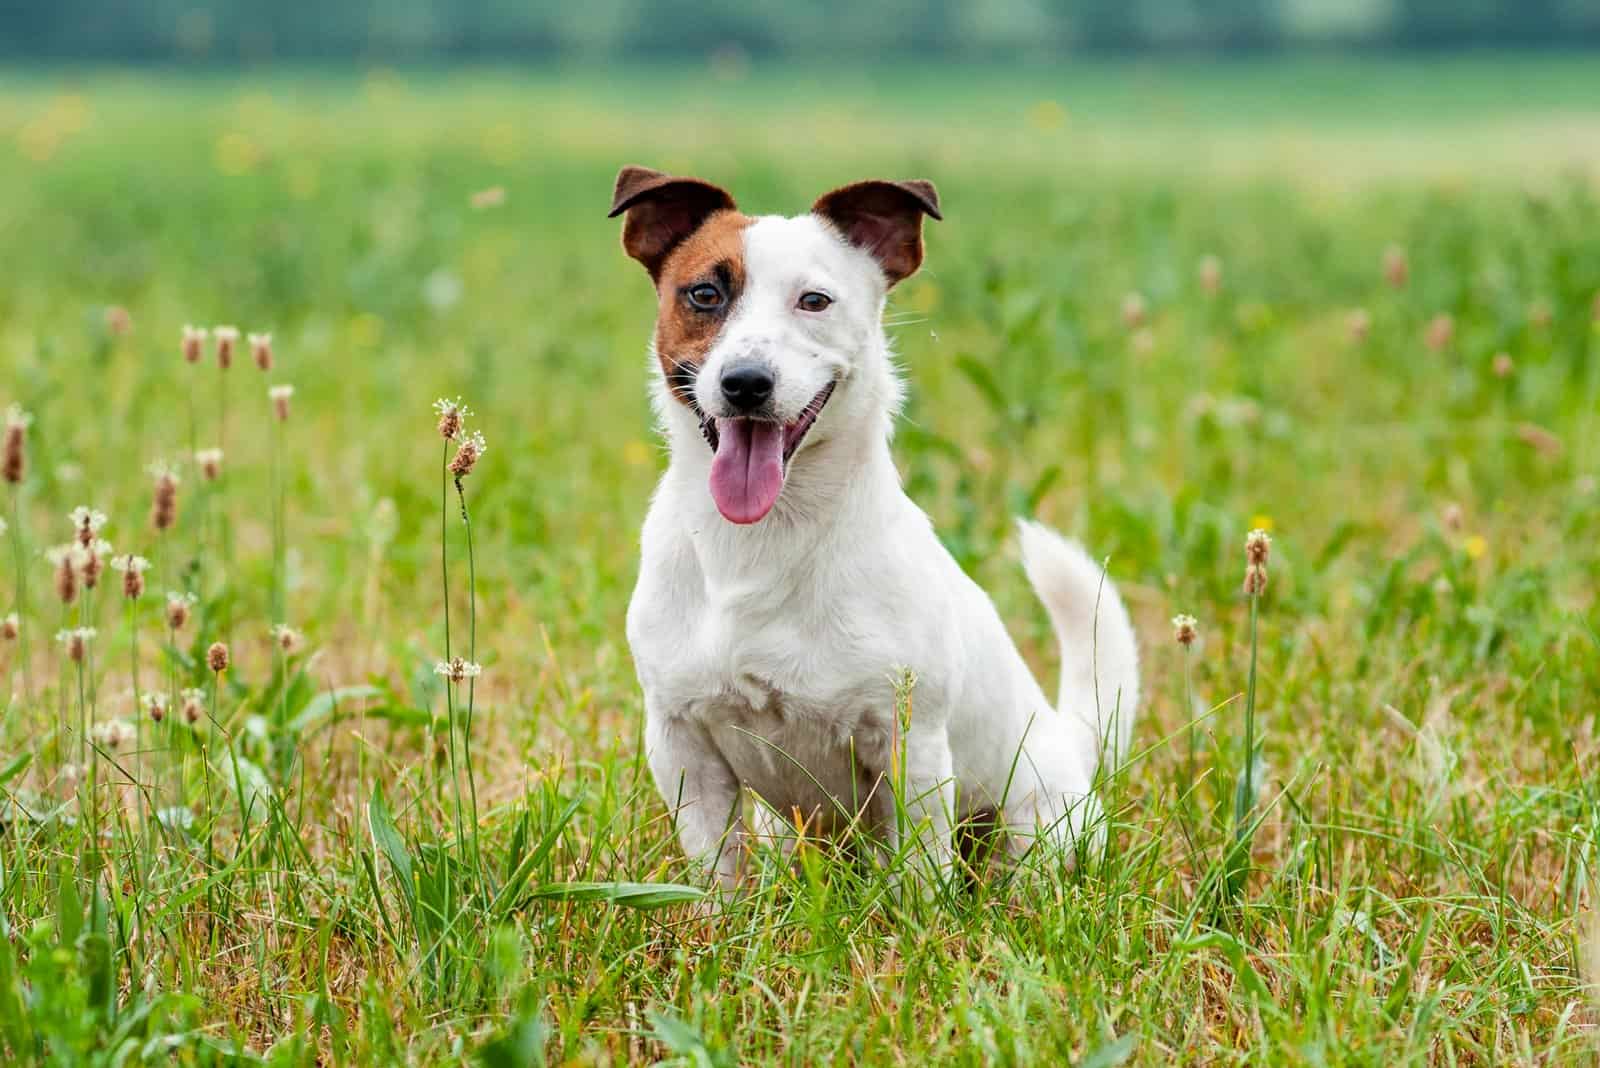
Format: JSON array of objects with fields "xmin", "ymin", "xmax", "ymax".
[{"xmin": 626, "ymin": 213, "xmax": 1140, "ymax": 889}]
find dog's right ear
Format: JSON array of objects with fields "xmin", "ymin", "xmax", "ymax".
[{"xmin": 608, "ymin": 166, "xmax": 737, "ymax": 281}]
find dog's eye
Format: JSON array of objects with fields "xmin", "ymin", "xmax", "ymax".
[
  {"xmin": 686, "ymin": 284, "xmax": 724, "ymax": 311},
  {"xmin": 797, "ymin": 291, "xmax": 833, "ymax": 313}
]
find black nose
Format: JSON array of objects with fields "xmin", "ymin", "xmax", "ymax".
[{"xmin": 720, "ymin": 363, "xmax": 774, "ymax": 413}]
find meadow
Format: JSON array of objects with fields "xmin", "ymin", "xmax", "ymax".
[{"xmin": 1, "ymin": 56, "xmax": 1599, "ymax": 1064}]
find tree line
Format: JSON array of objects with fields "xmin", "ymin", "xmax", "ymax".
[{"xmin": 4, "ymin": 0, "xmax": 1599, "ymax": 60}]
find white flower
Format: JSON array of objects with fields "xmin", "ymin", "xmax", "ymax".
[
  {"xmin": 433, "ymin": 396, "xmax": 472, "ymax": 439},
  {"xmin": 432, "ymin": 396, "xmax": 472, "ymax": 420},
  {"xmin": 213, "ymin": 325, "xmax": 240, "ymax": 342},
  {"xmin": 179, "ymin": 687, "xmax": 206, "ymax": 725},
  {"xmin": 141, "ymin": 693, "xmax": 168, "ymax": 721},
  {"xmin": 111, "ymin": 554, "xmax": 150, "ymax": 574},
  {"xmin": 68, "ymin": 506, "xmax": 107, "ymax": 537},
  {"xmin": 196, "ymin": 448, "xmax": 224, "ymax": 480},
  {"xmin": 4, "ymin": 404, "xmax": 32, "ymax": 430},
  {"xmin": 146, "ymin": 460, "xmax": 181, "ymax": 484},
  {"xmin": 270, "ymin": 623, "xmax": 303, "ymax": 655},
  {"xmin": 47, "ymin": 542, "xmax": 86, "ymax": 565},
  {"xmin": 56, "ymin": 626, "xmax": 96, "ymax": 661},
  {"xmin": 46, "ymin": 543, "xmax": 88, "ymax": 571},
  {"xmin": 93, "ymin": 718, "xmax": 134, "ymax": 751},
  {"xmin": 269, "ymin": 384, "xmax": 294, "ymax": 401},
  {"xmin": 433, "ymin": 657, "xmax": 483, "ymax": 684}
]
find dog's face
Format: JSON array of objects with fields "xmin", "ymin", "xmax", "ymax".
[{"xmin": 610, "ymin": 167, "xmax": 940, "ymax": 524}]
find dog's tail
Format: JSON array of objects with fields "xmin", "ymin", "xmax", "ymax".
[{"xmin": 1017, "ymin": 519, "xmax": 1140, "ymax": 769}]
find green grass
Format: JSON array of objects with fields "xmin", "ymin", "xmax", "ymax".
[{"xmin": 1, "ymin": 58, "xmax": 1599, "ymax": 1064}]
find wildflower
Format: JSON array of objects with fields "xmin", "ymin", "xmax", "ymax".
[
  {"xmin": 182, "ymin": 324, "xmax": 208, "ymax": 364},
  {"xmin": 180, "ymin": 687, "xmax": 205, "ymax": 725},
  {"xmin": 1172, "ymin": 614, "xmax": 1198, "ymax": 647},
  {"xmin": 1121, "ymin": 292, "xmax": 1147, "ymax": 328},
  {"xmin": 1245, "ymin": 528, "xmax": 1271, "ymax": 567},
  {"xmin": 1243, "ymin": 528, "xmax": 1272, "ymax": 596},
  {"xmin": 1440, "ymin": 502, "xmax": 1464, "ymax": 533},
  {"xmin": 46, "ymin": 544, "xmax": 85, "ymax": 604},
  {"xmin": 214, "ymin": 325, "xmax": 239, "ymax": 369},
  {"xmin": 1197, "ymin": 254, "xmax": 1223, "ymax": 296},
  {"xmin": 0, "ymin": 613, "xmax": 18, "ymax": 641},
  {"xmin": 112, "ymin": 554, "xmax": 149, "ymax": 599},
  {"xmin": 1346, "ymin": 308, "xmax": 1371, "ymax": 343},
  {"xmin": 207, "ymin": 641, "xmax": 229, "ymax": 674},
  {"xmin": 433, "ymin": 657, "xmax": 483, "ymax": 684},
  {"xmin": 1492, "ymin": 352, "xmax": 1514, "ymax": 378},
  {"xmin": 433, "ymin": 397, "xmax": 471, "ymax": 440},
  {"xmin": 449, "ymin": 430, "xmax": 486, "ymax": 480},
  {"xmin": 196, "ymin": 448, "xmax": 224, "ymax": 482},
  {"xmin": 1464, "ymin": 534, "xmax": 1487, "ymax": 560},
  {"xmin": 269, "ymin": 384, "xmax": 294, "ymax": 422},
  {"xmin": 270, "ymin": 623, "xmax": 303, "ymax": 656},
  {"xmin": 149, "ymin": 462, "xmax": 180, "ymax": 532},
  {"xmin": 141, "ymin": 692, "xmax": 167, "ymax": 722},
  {"xmin": 1424, "ymin": 314, "xmax": 1454, "ymax": 352},
  {"xmin": 1382, "ymin": 244, "xmax": 1408, "ymax": 289},
  {"xmin": 69, "ymin": 505, "xmax": 107, "ymax": 548},
  {"xmin": 80, "ymin": 539, "xmax": 110, "ymax": 590},
  {"xmin": 165, "ymin": 591, "xmax": 196, "ymax": 630},
  {"xmin": 105, "ymin": 305, "xmax": 133, "ymax": 337},
  {"xmin": 56, "ymin": 626, "xmax": 96, "ymax": 662},
  {"xmin": 249, "ymin": 332, "xmax": 273, "ymax": 371},
  {"xmin": 93, "ymin": 718, "xmax": 133, "ymax": 752},
  {"xmin": 2, "ymin": 404, "xmax": 29, "ymax": 485}
]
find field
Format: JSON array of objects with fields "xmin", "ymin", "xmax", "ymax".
[{"xmin": 1, "ymin": 56, "xmax": 1599, "ymax": 1064}]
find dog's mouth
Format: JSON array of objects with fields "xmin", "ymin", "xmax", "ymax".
[{"xmin": 701, "ymin": 382, "xmax": 835, "ymax": 525}]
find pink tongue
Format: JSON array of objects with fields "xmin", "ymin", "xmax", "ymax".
[{"xmin": 709, "ymin": 419, "xmax": 786, "ymax": 524}]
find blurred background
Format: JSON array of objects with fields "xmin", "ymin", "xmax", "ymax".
[
  {"xmin": 5, "ymin": 0, "xmax": 1600, "ymax": 60},
  {"xmin": 1, "ymin": 2, "xmax": 1596, "ymax": 670}
]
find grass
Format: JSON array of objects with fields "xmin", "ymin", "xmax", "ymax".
[{"xmin": 1, "ymin": 56, "xmax": 1599, "ymax": 1064}]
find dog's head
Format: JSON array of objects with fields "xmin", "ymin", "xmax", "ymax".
[{"xmin": 609, "ymin": 166, "xmax": 940, "ymax": 525}]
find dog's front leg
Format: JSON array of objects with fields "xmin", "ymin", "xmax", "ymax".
[
  {"xmin": 645, "ymin": 712, "xmax": 746, "ymax": 890},
  {"xmin": 880, "ymin": 725, "xmax": 957, "ymax": 896}
]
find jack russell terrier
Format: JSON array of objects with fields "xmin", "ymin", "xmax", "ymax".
[{"xmin": 611, "ymin": 166, "xmax": 1139, "ymax": 892}]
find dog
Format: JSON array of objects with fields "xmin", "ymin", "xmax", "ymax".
[{"xmin": 611, "ymin": 166, "xmax": 1139, "ymax": 891}]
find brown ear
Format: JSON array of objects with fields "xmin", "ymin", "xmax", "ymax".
[
  {"xmin": 608, "ymin": 165, "xmax": 737, "ymax": 280},
  {"xmin": 812, "ymin": 179, "xmax": 942, "ymax": 286}
]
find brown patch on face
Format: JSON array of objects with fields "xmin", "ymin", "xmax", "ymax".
[{"xmin": 651, "ymin": 209, "xmax": 752, "ymax": 408}]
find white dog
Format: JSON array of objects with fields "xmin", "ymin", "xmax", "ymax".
[{"xmin": 611, "ymin": 166, "xmax": 1139, "ymax": 891}]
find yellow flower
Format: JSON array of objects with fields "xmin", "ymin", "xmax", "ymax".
[
  {"xmin": 1027, "ymin": 100, "xmax": 1067, "ymax": 131},
  {"xmin": 1248, "ymin": 515, "xmax": 1275, "ymax": 533},
  {"xmin": 1463, "ymin": 534, "xmax": 1488, "ymax": 560}
]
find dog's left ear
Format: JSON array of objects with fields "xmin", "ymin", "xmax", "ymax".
[
  {"xmin": 608, "ymin": 165, "xmax": 738, "ymax": 281},
  {"xmin": 812, "ymin": 179, "xmax": 942, "ymax": 287}
]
